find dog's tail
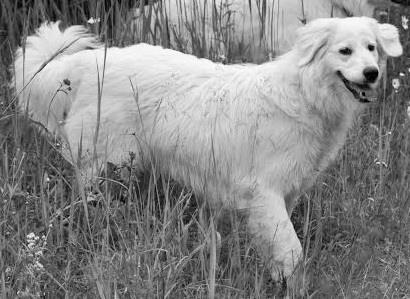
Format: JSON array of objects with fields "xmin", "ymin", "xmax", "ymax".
[{"xmin": 13, "ymin": 21, "xmax": 100, "ymax": 133}]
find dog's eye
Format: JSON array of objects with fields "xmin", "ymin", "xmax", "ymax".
[
  {"xmin": 368, "ymin": 44, "xmax": 375, "ymax": 52},
  {"xmin": 339, "ymin": 47, "xmax": 352, "ymax": 55}
]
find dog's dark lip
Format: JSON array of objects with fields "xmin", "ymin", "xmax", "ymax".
[{"xmin": 336, "ymin": 71, "xmax": 376, "ymax": 103}]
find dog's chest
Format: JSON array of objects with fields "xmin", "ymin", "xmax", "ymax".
[
  {"xmin": 285, "ymin": 111, "xmax": 351, "ymax": 195},
  {"xmin": 316, "ymin": 112, "xmax": 351, "ymax": 171}
]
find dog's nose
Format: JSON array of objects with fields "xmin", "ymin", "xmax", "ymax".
[{"xmin": 363, "ymin": 67, "xmax": 379, "ymax": 83}]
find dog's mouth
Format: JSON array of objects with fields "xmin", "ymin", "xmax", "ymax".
[{"xmin": 337, "ymin": 71, "xmax": 378, "ymax": 103}]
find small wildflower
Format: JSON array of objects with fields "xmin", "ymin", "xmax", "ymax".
[
  {"xmin": 43, "ymin": 171, "xmax": 50, "ymax": 183},
  {"xmin": 218, "ymin": 54, "xmax": 226, "ymax": 61},
  {"xmin": 87, "ymin": 17, "xmax": 101, "ymax": 24},
  {"xmin": 63, "ymin": 78, "xmax": 71, "ymax": 86},
  {"xmin": 400, "ymin": 72, "xmax": 405, "ymax": 77},
  {"xmin": 374, "ymin": 158, "xmax": 388, "ymax": 168},
  {"xmin": 33, "ymin": 261, "xmax": 44, "ymax": 271},
  {"xmin": 402, "ymin": 15, "xmax": 409, "ymax": 30},
  {"xmin": 87, "ymin": 194, "xmax": 96, "ymax": 202},
  {"xmin": 376, "ymin": 161, "xmax": 388, "ymax": 167},
  {"xmin": 392, "ymin": 78, "xmax": 400, "ymax": 91},
  {"xmin": 407, "ymin": 105, "xmax": 410, "ymax": 119},
  {"xmin": 27, "ymin": 232, "xmax": 35, "ymax": 240},
  {"xmin": 24, "ymin": 232, "xmax": 46, "ymax": 276}
]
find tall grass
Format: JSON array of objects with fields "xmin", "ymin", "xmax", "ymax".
[{"xmin": 0, "ymin": 1, "xmax": 409, "ymax": 298}]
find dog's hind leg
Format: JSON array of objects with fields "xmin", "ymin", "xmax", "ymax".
[{"xmin": 239, "ymin": 187, "xmax": 302, "ymax": 280}]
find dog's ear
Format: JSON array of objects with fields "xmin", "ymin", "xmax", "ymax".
[
  {"xmin": 295, "ymin": 18, "xmax": 334, "ymax": 66},
  {"xmin": 376, "ymin": 22, "xmax": 403, "ymax": 57}
]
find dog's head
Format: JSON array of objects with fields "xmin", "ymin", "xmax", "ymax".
[{"xmin": 296, "ymin": 17, "xmax": 402, "ymax": 103}]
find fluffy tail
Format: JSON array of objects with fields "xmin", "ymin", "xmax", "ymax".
[{"xmin": 13, "ymin": 21, "xmax": 100, "ymax": 133}]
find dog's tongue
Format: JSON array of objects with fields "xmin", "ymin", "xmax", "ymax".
[{"xmin": 359, "ymin": 89, "xmax": 378, "ymax": 103}]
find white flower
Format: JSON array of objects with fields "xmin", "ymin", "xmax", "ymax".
[
  {"xmin": 44, "ymin": 171, "xmax": 51, "ymax": 183},
  {"xmin": 87, "ymin": 17, "xmax": 101, "ymax": 24},
  {"xmin": 218, "ymin": 54, "xmax": 226, "ymax": 62},
  {"xmin": 402, "ymin": 15, "xmax": 409, "ymax": 30},
  {"xmin": 27, "ymin": 232, "xmax": 35, "ymax": 240},
  {"xmin": 33, "ymin": 261, "xmax": 44, "ymax": 271},
  {"xmin": 400, "ymin": 72, "xmax": 405, "ymax": 77},
  {"xmin": 407, "ymin": 105, "xmax": 410, "ymax": 119},
  {"xmin": 392, "ymin": 78, "xmax": 400, "ymax": 90},
  {"xmin": 374, "ymin": 158, "xmax": 388, "ymax": 168},
  {"xmin": 375, "ymin": 161, "xmax": 388, "ymax": 168}
]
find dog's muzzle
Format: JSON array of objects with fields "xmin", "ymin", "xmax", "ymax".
[{"xmin": 337, "ymin": 71, "xmax": 378, "ymax": 103}]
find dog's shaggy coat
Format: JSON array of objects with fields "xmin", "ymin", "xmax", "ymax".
[{"xmin": 14, "ymin": 17, "xmax": 402, "ymax": 278}]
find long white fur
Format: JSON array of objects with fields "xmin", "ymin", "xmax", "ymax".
[{"xmin": 13, "ymin": 17, "xmax": 402, "ymax": 278}]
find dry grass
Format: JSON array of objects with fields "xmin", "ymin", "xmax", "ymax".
[{"xmin": 0, "ymin": 1, "xmax": 409, "ymax": 298}]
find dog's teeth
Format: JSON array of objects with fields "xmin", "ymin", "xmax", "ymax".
[{"xmin": 363, "ymin": 89, "xmax": 378, "ymax": 100}]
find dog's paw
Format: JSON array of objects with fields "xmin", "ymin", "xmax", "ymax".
[{"xmin": 270, "ymin": 243, "xmax": 303, "ymax": 281}]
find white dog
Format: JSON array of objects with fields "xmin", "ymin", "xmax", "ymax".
[
  {"xmin": 14, "ymin": 17, "xmax": 402, "ymax": 279},
  {"xmin": 134, "ymin": 0, "xmax": 394, "ymax": 61}
]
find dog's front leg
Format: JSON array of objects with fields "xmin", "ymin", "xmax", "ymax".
[{"xmin": 241, "ymin": 188, "xmax": 302, "ymax": 280}]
